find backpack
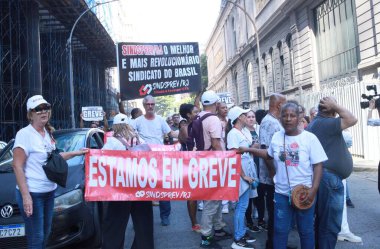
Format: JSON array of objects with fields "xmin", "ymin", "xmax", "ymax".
[{"xmin": 186, "ymin": 113, "xmax": 216, "ymax": 151}]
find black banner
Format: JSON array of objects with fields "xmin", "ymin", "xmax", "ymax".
[{"xmin": 117, "ymin": 42, "xmax": 202, "ymax": 100}]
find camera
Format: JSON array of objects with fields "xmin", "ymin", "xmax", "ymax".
[{"xmin": 360, "ymin": 85, "xmax": 380, "ymax": 109}]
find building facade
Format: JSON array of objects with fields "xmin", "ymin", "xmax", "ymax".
[
  {"xmin": 206, "ymin": 0, "xmax": 380, "ymax": 159},
  {"xmin": 0, "ymin": 0, "xmax": 116, "ymax": 141}
]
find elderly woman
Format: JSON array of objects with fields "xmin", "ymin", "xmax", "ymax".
[
  {"xmin": 240, "ymin": 102, "xmax": 327, "ymax": 249},
  {"xmin": 13, "ymin": 95, "xmax": 88, "ymax": 248},
  {"xmin": 101, "ymin": 113, "xmax": 153, "ymax": 249}
]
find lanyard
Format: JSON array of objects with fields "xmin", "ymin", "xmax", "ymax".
[{"xmin": 234, "ymin": 127, "xmax": 251, "ymax": 144}]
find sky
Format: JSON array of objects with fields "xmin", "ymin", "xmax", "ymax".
[{"xmin": 125, "ymin": 0, "xmax": 221, "ymax": 51}]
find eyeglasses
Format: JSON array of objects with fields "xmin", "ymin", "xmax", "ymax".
[
  {"xmin": 145, "ymin": 103, "xmax": 155, "ymax": 106},
  {"xmin": 32, "ymin": 104, "xmax": 51, "ymax": 114}
]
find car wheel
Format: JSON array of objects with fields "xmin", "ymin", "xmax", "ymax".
[{"xmin": 77, "ymin": 202, "xmax": 102, "ymax": 248}]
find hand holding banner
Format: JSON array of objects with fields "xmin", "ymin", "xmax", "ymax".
[{"xmin": 85, "ymin": 150, "xmax": 241, "ymax": 201}]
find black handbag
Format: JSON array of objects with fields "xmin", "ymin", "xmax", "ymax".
[{"xmin": 43, "ymin": 149, "xmax": 68, "ymax": 188}]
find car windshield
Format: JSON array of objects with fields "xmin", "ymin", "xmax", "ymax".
[{"xmin": 55, "ymin": 133, "xmax": 86, "ymax": 167}]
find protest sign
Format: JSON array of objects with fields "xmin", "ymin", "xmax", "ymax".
[
  {"xmin": 85, "ymin": 150, "xmax": 241, "ymax": 201},
  {"xmin": 117, "ymin": 42, "xmax": 202, "ymax": 100},
  {"xmin": 82, "ymin": 106, "xmax": 104, "ymax": 121},
  {"xmin": 217, "ymin": 92, "xmax": 234, "ymax": 108}
]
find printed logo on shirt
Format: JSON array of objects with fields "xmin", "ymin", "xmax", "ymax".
[{"xmin": 280, "ymin": 142, "xmax": 299, "ymax": 167}]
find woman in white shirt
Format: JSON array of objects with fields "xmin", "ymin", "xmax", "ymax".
[
  {"xmin": 240, "ymin": 102, "xmax": 327, "ymax": 249},
  {"xmin": 226, "ymin": 107, "xmax": 257, "ymax": 249},
  {"xmin": 13, "ymin": 95, "xmax": 88, "ymax": 249},
  {"xmin": 101, "ymin": 113, "xmax": 153, "ymax": 249}
]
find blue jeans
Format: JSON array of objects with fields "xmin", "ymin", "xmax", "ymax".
[
  {"xmin": 15, "ymin": 189, "xmax": 55, "ymax": 249},
  {"xmin": 159, "ymin": 201, "xmax": 171, "ymax": 220},
  {"xmin": 234, "ymin": 189, "xmax": 250, "ymax": 240},
  {"xmin": 316, "ymin": 170, "xmax": 344, "ymax": 249},
  {"xmin": 273, "ymin": 193, "xmax": 315, "ymax": 249}
]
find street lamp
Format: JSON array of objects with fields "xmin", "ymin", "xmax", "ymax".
[
  {"xmin": 225, "ymin": 0, "xmax": 265, "ymax": 109},
  {"xmin": 66, "ymin": 0, "xmax": 118, "ymax": 128}
]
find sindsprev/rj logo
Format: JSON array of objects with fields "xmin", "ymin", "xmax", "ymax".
[{"xmin": 135, "ymin": 191, "xmax": 145, "ymax": 198}]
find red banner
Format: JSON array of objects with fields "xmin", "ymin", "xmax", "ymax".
[{"xmin": 85, "ymin": 150, "xmax": 241, "ymax": 201}]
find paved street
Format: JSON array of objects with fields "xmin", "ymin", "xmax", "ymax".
[{"xmin": 123, "ymin": 171, "xmax": 380, "ymax": 249}]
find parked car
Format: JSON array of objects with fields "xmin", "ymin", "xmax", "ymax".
[
  {"xmin": 0, "ymin": 128, "xmax": 104, "ymax": 248},
  {"xmin": 0, "ymin": 141, "xmax": 7, "ymax": 150}
]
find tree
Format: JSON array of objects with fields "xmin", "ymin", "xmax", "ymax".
[
  {"xmin": 200, "ymin": 54, "xmax": 208, "ymax": 89},
  {"xmin": 155, "ymin": 95, "xmax": 176, "ymax": 117}
]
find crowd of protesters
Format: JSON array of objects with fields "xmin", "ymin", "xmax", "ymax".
[{"xmin": 13, "ymin": 88, "xmax": 372, "ymax": 249}]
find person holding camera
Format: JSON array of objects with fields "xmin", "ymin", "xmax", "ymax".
[
  {"xmin": 367, "ymin": 99, "xmax": 380, "ymax": 194},
  {"xmin": 368, "ymin": 99, "xmax": 380, "ymax": 126}
]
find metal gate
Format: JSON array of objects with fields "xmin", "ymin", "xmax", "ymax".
[{"xmin": 301, "ymin": 77, "xmax": 380, "ymax": 160}]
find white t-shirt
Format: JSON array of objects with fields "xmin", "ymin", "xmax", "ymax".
[
  {"xmin": 102, "ymin": 137, "xmax": 126, "ymax": 150},
  {"xmin": 132, "ymin": 115, "xmax": 171, "ymax": 145},
  {"xmin": 268, "ymin": 130, "xmax": 328, "ymax": 196},
  {"xmin": 227, "ymin": 127, "xmax": 258, "ymax": 197},
  {"xmin": 13, "ymin": 124, "xmax": 57, "ymax": 193}
]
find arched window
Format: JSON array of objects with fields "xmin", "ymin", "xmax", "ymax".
[
  {"xmin": 262, "ymin": 53, "xmax": 267, "ymax": 93},
  {"xmin": 234, "ymin": 72, "xmax": 239, "ymax": 103},
  {"xmin": 277, "ymin": 41, "xmax": 285, "ymax": 90},
  {"xmin": 231, "ymin": 17, "xmax": 237, "ymax": 52},
  {"xmin": 269, "ymin": 47, "xmax": 276, "ymax": 93},
  {"xmin": 286, "ymin": 34, "xmax": 295, "ymax": 86},
  {"xmin": 247, "ymin": 62, "xmax": 254, "ymax": 101}
]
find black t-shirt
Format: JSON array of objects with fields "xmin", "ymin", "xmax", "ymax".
[{"xmin": 306, "ymin": 114, "xmax": 353, "ymax": 179}]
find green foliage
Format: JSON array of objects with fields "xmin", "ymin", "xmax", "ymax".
[
  {"xmin": 200, "ymin": 54, "xmax": 208, "ymax": 89},
  {"xmin": 155, "ymin": 95, "xmax": 176, "ymax": 117},
  {"xmin": 155, "ymin": 94, "xmax": 195, "ymax": 117}
]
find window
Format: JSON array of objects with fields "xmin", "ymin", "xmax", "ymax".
[
  {"xmin": 234, "ymin": 72, "xmax": 239, "ymax": 103},
  {"xmin": 247, "ymin": 62, "xmax": 255, "ymax": 100},
  {"xmin": 278, "ymin": 41, "xmax": 285, "ymax": 90},
  {"xmin": 262, "ymin": 53, "xmax": 267, "ymax": 92},
  {"xmin": 286, "ymin": 34, "xmax": 295, "ymax": 86},
  {"xmin": 269, "ymin": 47, "xmax": 276, "ymax": 92},
  {"xmin": 232, "ymin": 17, "xmax": 237, "ymax": 52},
  {"xmin": 314, "ymin": 0, "xmax": 358, "ymax": 82}
]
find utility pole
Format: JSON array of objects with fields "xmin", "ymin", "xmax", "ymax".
[
  {"xmin": 225, "ymin": 0, "xmax": 265, "ymax": 109},
  {"xmin": 67, "ymin": 0, "xmax": 118, "ymax": 128}
]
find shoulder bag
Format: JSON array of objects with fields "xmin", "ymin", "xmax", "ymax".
[{"xmin": 43, "ymin": 149, "xmax": 69, "ymax": 188}]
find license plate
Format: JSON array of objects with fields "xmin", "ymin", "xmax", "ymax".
[{"xmin": 0, "ymin": 224, "xmax": 25, "ymax": 238}]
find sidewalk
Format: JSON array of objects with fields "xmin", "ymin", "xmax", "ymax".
[{"xmin": 353, "ymin": 157, "xmax": 379, "ymax": 171}]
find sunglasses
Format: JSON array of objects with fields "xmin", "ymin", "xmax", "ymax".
[{"xmin": 32, "ymin": 104, "xmax": 51, "ymax": 114}]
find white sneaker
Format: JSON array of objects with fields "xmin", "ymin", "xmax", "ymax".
[
  {"xmin": 222, "ymin": 204, "xmax": 229, "ymax": 214},
  {"xmin": 231, "ymin": 239, "xmax": 254, "ymax": 249},
  {"xmin": 338, "ymin": 232, "xmax": 362, "ymax": 243},
  {"xmin": 198, "ymin": 201, "xmax": 204, "ymax": 211}
]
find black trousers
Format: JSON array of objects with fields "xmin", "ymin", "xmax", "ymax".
[
  {"xmin": 245, "ymin": 197, "xmax": 259, "ymax": 225},
  {"xmin": 257, "ymin": 183, "xmax": 274, "ymax": 248},
  {"xmin": 102, "ymin": 201, "xmax": 154, "ymax": 249}
]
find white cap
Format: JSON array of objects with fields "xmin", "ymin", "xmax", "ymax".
[
  {"xmin": 113, "ymin": 113, "xmax": 129, "ymax": 125},
  {"xmin": 228, "ymin": 106, "xmax": 250, "ymax": 125},
  {"xmin": 201, "ymin": 90, "xmax": 220, "ymax": 106},
  {"xmin": 27, "ymin": 95, "xmax": 49, "ymax": 111}
]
